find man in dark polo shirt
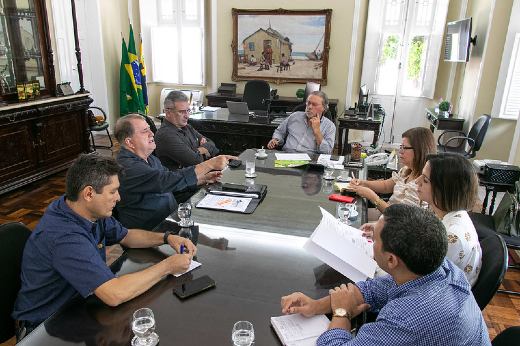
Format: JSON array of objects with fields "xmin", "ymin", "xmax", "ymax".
[
  {"xmin": 12, "ymin": 155, "xmax": 197, "ymax": 341},
  {"xmin": 155, "ymin": 90, "xmax": 219, "ymax": 170}
]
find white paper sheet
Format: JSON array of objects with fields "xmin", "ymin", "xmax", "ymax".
[
  {"xmin": 173, "ymin": 260, "xmax": 201, "ymax": 277},
  {"xmin": 271, "ymin": 314, "xmax": 330, "ymax": 345},
  {"xmin": 317, "ymin": 154, "xmax": 345, "ymax": 169},
  {"xmin": 197, "ymin": 194, "xmax": 251, "ymax": 212},
  {"xmin": 274, "ymin": 153, "xmax": 312, "ymax": 161}
]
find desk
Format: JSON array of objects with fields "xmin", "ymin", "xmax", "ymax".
[
  {"xmin": 205, "ymin": 93, "xmax": 340, "ymax": 122},
  {"xmin": 478, "ymin": 174, "xmax": 515, "ymax": 214},
  {"xmin": 191, "ymin": 149, "xmax": 368, "ymax": 237},
  {"xmin": 19, "ymin": 227, "xmax": 355, "ymax": 346},
  {"xmin": 337, "ymin": 117, "xmax": 382, "ymax": 155},
  {"xmin": 425, "ymin": 108, "xmax": 465, "ymax": 133}
]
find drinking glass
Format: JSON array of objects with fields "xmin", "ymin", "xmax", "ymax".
[
  {"xmin": 245, "ymin": 161, "xmax": 256, "ymax": 178},
  {"xmin": 177, "ymin": 203, "xmax": 193, "ymax": 227},
  {"xmin": 132, "ymin": 308, "xmax": 159, "ymax": 346},
  {"xmin": 324, "ymin": 166, "xmax": 335, "ymax": 180},
  {"xmin": 178, "ymin": 226, "xmax": 192, "ymax": 240},
  {"xmin": 338, "ymin": 203, "xmax": 352, "ymax": 225},
  {"xmin": 232, "ymin": 321, "xmax": 255, "ymax": 346}
]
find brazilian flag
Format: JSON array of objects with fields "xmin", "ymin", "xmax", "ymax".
[
  {"xmin": 119, "ymin": 38, "xmax": 139, "ymax": 116},
  {"xmin": 139, "ymin": 36, "xmax": 149, "ymax": 115},
  {"xmin": 127, "ymin": 24, "xmax": 146, "ymax": 114}
]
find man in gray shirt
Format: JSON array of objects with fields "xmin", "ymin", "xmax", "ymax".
[
  {"xmin": 267, "ymin": 91, "xmax": 335, "ymax": 155},
  {"xmin": 155, "ymin": 91, "xmax": 219, "ymax": 170}
]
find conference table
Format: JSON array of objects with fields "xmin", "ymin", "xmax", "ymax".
[{"xmin": 18, "ymin": 150, "xmax": 368, "ymax": 346}]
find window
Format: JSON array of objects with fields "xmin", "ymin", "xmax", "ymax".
[
  {"xmin": 139, "ymin": 0, "xmax": 205, "ymax": 85},
  {"xmin": 498, "ymin": 33, "xmax": 520, "ymax": 119}
]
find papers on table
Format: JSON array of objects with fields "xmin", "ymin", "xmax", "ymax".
[
  {"xmin": 271, "ymin": 314, "xmax": 330, "ymax": 346},
  {"xmin": 334, "ymin": 182, "xmax": 354, "ymax": 192},
  {"xmin": 173, "ymin": 260, "xmax": 201, "ymax": 277},
  {"xmin": 275, "ymin": 153, "xmax": 312, "ymax": 161},
  {"xmin": 201, "ymin": 106, "xmax": 221, "ymax": 112},
  {"xmin": 196, "ymin": 194, "xmax": 252, "ymax": 212},
  {"xmin": 317, "ymin": 154, "xmax": 345, "ymax": 169},
  {"xmin": 274, "ymin": 160, "xmax": 310, "ymax": 168},
  {"xmin": 303, "ymin": 207, "xmax": 376, "ymax": 282}
]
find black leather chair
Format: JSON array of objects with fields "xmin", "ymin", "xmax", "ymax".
[
  {"xmin": 471, "ymin": 234, "xmax": 508, "ymax": 310},
  {"xmin": 437, "ymin": 114, "xmax": 491, "ymax": 159},
  {"xmin": 88, "ymin": 106, "xmax": 113, "ymax": 152},
  {"xmin": 469, "ymin": 209, "xmax": 520, "ymax": 296},
  {"xmin": 242, "ymin": 80, "xmax": 270, "ymax": 114},
  {"xmin": 0, "ymin": 222, "xmax": 32, "ymax": 343},
  {"xmin": 492, "ymin": 326, "xmax": 520, "ymax": 345}
]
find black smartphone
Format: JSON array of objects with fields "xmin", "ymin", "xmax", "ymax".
[
  {"xmin": 330, "ymin": 155, "xmax": 341, "ymax": 161},
  {"xmin": 173, "ymin": 275, "xmax": 216, "ymax": 299},
  {"xmin": 221, "ymin": 183, "xmax": 248, "ymax": 192}
]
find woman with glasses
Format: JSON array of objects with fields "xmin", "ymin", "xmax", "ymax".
[
  {"xmin": 350, "ymin": 127, "xmax": 436, "ymax": 214},
  {"xmin": 415, "ymin": 153, "xmax": 481, "ymax": 286}
]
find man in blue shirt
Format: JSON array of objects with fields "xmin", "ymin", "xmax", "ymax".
[
  {"xmin": 114, "ymin": 114, "xmax": 235, "ymax": 230},
  {"xmin": 267, "ymin": 91, "xmax": 335, "ymax": 155},
  {"xmin": 12, "ymin": 155, "xmax": 197, "ymax": 340},
  {"xmin": 281, "ymin": 204, "xmax": 491, "ymax": 346}
]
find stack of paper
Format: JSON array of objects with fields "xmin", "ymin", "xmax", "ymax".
[
  {"xmin": 271, "ymin": 314, "xmax": 330, "ymax": 346},
  {"xmin": 303, "ymin": 207, "xmax": 376, "ymax": 282}
]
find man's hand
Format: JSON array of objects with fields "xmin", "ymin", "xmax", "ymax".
[
  {"xmin": 201, "ymin": 171, "xmax": 223, "ymax": 184},
  {"xmin": 360, "ymin": 222, "xmax": 375, "ymax": 237},
  {"xmin": 267, "ymin": 138, "xmax": 279, "ymax": 149},
  {"xmin": 166, "ymin": 234, "xmax": 197, "ymax": 257},
  {"xmin": 309, "ymin": 116, "xmax": 321, "ymax": 132},
  {"xmin": 329, "ymin": 283, "xmax": 370, "ymax": 320},
  {"xmin": 197, "ymin": 146, "xmax": 210, "ymax": 157},
  {"xmin": 199, "ymin": 137, "xmax": 207, "ymax": 145},
  {"xmin": 281, "ymin": 292, "xmax": 319, "ymax": 317},
  {"xmin": 211, "ymin": 155, "xmax": 237, "ymax": 170},
  {"xmin": 164, "ymin": 254, "xmax": 193, "ymax": 275}
]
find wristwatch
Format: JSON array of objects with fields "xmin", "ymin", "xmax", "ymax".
[
  {"xmin": 333, "ymin": 308, "xmax": 352, "ymax": 320},
  {"xmin": 163, "ymin": 230, "xmax": 174, "ymax": 244}
]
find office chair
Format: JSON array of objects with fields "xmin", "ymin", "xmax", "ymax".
[
  {"xmin": 492, "ymin": 326, "xmax": 520, "ymax": 346},
  {"xmin": 88, "ymin": 106, "xmax": 113, "ymax": 153},
  {"xmin": 437, "ymin": 114, "xmax": 491, "ymax": 159},
  {"xmin": 471, "ymin": 234, "xmax": 508, "ymax": 310},
  {"xmin": 304, "ymin": 81, "xmax": 321, "ymax": 101},
  {"xmin": 469, "ymin": 207, "xmax": 520, "ymax": 296},
  {"xmin": 0, "ymin": 222, "xmax": 32, "ymax": 343},
  {"xmin": 242, "ymin": 80, "xmax": 270, "ymax": 114}
]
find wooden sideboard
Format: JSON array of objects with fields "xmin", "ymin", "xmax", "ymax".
[
  {"xmin": 205, "ymin": 93, "xmax": 339, "ymax": 122},
  {"xmin": 0, "ymin": 95, "xmax": 93, "ymax": 195}
]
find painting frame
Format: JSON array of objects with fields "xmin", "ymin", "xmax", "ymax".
[{"xmin": 231, "ymin": 8, "xmax": 332, "ymax": 85}]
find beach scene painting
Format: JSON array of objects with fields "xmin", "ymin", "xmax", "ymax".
[{"xmin": 231, "ymin": 9, "xmax": 332, "ymax": 85}]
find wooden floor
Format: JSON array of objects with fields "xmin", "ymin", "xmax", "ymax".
[{"xmin": 1, "ymin": 135, "xmax": 519, "ymax": 343}]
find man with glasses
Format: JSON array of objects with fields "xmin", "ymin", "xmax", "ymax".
[
  {"xmin": 155, "ymin": 90, "xmax": 219, "ymax": 171},
  {"xmin": 267, "ymin": 91, "xmax": 335, "ymax": 155}
]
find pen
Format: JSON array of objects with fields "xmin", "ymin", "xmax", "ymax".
[
  {"xmin": 351, "ymin": 172, "xmax": 356, "ymax": 180},
  {"xmin": 180, "ymin": 245, "xmax": 184, "ymax": 254}
]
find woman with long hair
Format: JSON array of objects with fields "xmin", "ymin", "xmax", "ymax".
[{"xmin": 415, "ymin": 153, "xmax": 481, "ymax": 286}]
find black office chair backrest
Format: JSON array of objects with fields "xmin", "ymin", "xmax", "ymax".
[
  {"xmin": 492, "ymin": 326, "xmax": 520, "ymax": 346},
  {"xmin": 304, "ymin": 82, "xmax": 321, "ymax": 101},
  {"xmin": 468, "ymin": 114, "xmax": 491, "ymax": 154},
  {"xmin": 0, "ymin": 222, "xmax": 31, "ymax": 343},
  {"xmin": 242, "ymin": 80, "xmax": 270, "ymax": 112},
  {"xmin": 471, "ymin": 234, "xmax": 508, "ymax": 311}
]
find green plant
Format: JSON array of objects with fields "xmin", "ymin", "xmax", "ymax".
[
  {"xmin": 406, "ymin": 37, "xmax": 424, "ymax": 80},
  {"xmin": 439, "ymin": 100, "xmax": 451, "ymax": 111},
  {"xmin": 296, "ymin": 88, "xmax": 305, "ymax": 98},
  {"xmin": 381, "ymin": 35, "xmax": 399, "ymax": 65}
]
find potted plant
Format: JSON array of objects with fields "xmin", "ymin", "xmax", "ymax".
[
  {"xmin": 296, "ymin": 88, "xmax": 305, "ymax": 100},
  {"xmin": 438, "ymin": 99, "xmax": 453, "ymax": 117}
]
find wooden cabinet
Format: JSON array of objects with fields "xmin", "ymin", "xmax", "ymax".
[{"xmin": 0, "ymin": 95, "xmax": 92, "ymax": 194}]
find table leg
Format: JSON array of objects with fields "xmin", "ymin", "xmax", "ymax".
[
  {"xmin": 338, "ymin": 128, "xmax": 344, "ymax": 156},
  {"xmin": 372, "ymin": 130, "xmax": 379, "ymax": 147},
  {"xmin": 482, "ymin": 187, "xmax": 491, "ymax": 214},
  {"xmin": 489, "ymin": 191, "xmax": 498, "ymax": 215}
]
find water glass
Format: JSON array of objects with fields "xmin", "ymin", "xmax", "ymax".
[
  {"xmin": 245, "ymin": 161, "xmax": 256, "ymax": 178},
  {"xmin": 132, "ymin": 308, "xmax": 159, "ymax": 346},
  {"xmin": 324, "ymin": 167, "xmax": 334, "ymax": 180},
  {"xmin": 177, "ymin": 203, "xmax": 192, "ymax": 227},
  {"xmin": 232, "ymin": 321, "xmax": 255, "ymax": 346}
]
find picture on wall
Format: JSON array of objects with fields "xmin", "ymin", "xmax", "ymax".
[{"xmin": 231, "ymin": 8, "xmax": 332, "ymax": 85}]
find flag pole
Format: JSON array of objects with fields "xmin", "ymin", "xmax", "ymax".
[{"xmin": 70, "ymin": 0, "xmax": 88, "ymax": 94}]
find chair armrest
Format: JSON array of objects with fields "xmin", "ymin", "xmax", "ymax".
[
  {"xmin": 437, "ymin": 129, "xmax": 466, "ymax": 145},
  {"xmin": 89, "ymin": 106, "xmax": 108, "ymax": 121},
  {"xmin": 442, "ymin": 136, "xmax": 475, "ymax": 151}
]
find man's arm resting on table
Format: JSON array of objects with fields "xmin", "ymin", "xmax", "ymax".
[{"xmin": 119, "ymin": 229, "xmax": 197, "ymax": 255}]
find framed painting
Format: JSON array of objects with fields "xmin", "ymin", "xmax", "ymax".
[{"xmin": 231, "ymin": 8, "xmax": 332, "ymax": 85}]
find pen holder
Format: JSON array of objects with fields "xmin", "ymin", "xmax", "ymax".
[{"xmin": 350, "ymin": 143, "xmax": 362, "ymax": 161}]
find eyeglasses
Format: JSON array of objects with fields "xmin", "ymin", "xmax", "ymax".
[
  {"xmin": 306, "ymin": 101, "xmax": 322, "ymax": 107},
  {"xmin": 166, "ymin": 108, "xmax": 190, "ymax": 115},
  {"xmin": 399, "ymin": 145, "xmax": 413, "ymax": 152}
]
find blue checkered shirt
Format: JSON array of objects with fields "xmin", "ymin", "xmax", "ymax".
[{"xmin": 317, "ymin": 259, "xmax": 491, "ymax": 346}]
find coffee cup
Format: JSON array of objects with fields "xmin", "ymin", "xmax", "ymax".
[{"xmin": 257, "ymin": 149, "xmax": 267, "ymax": 158}]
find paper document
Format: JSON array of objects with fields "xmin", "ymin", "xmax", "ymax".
[
  {"xmin": 271, "ymin": 314, "xmax": 330, "ymax": 346},
  {"xmin": 274, "ymin": 160, "xmax": 310, "ymax": 168},
  {"xmin": 174, "ymin": 260, "xmax": 201, "ymax": 277},
  {"xmin": 201, "ymin": 106, "xmax": 221, "ymax": 112},
  {"xmin": 317, "ymin": 154, "xmax": 345, "ymax": 169},
  {"xmin": 275, "ymin": 153, "xmax": 311, "ymax": 161},
  {"xmin": 303, "ymin": 207, "xmax": 376, "ymax": 282},
  {"xmin": 197, "ymin": 194, "xmax": 251, "ymax": 212}
]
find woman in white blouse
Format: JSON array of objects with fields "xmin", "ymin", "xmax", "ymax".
[
  {"xmin": 350, "ymin": 127, "xmax": 436, "ymax": 213},
  {"xmin": 415, "ymin": 153, "xmax": 482, "ymax": 286}
]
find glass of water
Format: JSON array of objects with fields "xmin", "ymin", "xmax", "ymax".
[
  {"xmin": 132, "ymin": 308, "xmax": 159, "ymax": 346},
  {"xmin": 245, "ymin": 161, "xmax": 257, "ymax": 178},
  {"xmin": 177, "ymin": 203, "xmax": 193, "ymax": 227},
  {"xmin": 232, "ymin": 321, "xmax": 254, "ymax": 346}
]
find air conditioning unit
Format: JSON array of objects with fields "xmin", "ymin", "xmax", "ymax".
[{"xmin": 159, "ymin": 88, "xmax": 203, "ymax": 113}]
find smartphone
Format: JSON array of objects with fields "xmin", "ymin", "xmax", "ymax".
[
  {"xmin": 330, "ymin": 155, "xmax": 340, "ymax": 161},
  {"xmin": 221, "ymin": 183, "xmax": 248, "ymax": 192},
  {"xmin": 173, "ymin": 275, "xmax": 216, "ymax": 299}
]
